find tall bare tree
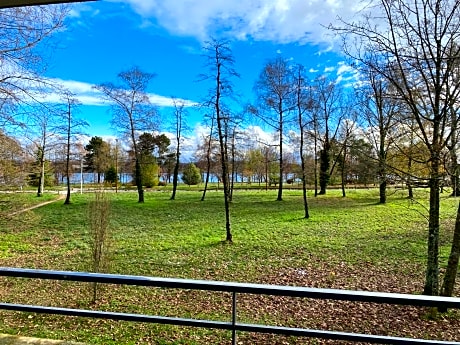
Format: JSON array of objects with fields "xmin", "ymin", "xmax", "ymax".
[
  {"xmin": 58, "ymin": 91, "xmax": 87, "ymax": 205},
  {"xmin": 95, "ymin": 66, "xmax": 159, "ymax": 203},
  {"xmin": 200, "ymin": 39, "xmax": 239, "ymax": 242},
  {"xmin": 293, "ymin": 64, "xmax": 310, "ymax": 218},
  {"xmin": 311, "ymin": 75, "xmax": 344, "ymax": 195},
  {"xmin": 333, "ymin": 0, "xmax": 460, "ymax": 296},
  {"xmin": 253, "ymin": 57, "xmax": 293, "ymax": 201},
  {"xmin": 358, "ymin": 68, "xmax": 399, "ymax": 204}
]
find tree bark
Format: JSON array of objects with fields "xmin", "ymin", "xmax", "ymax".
[
  {"xmin": 423, "ymin": 155, "xmax": 441, "ymax": 296},
  {"xmin": 215, "ymin": 61, "xmax": 232, "ymax": 242},
  {"xmin": 319, "ymin": 141, "xmax": 330, "ymax": 195},
  {"xmin": 277, "ymin": 99, "xmax": 284, "ymax": 201},
  {"xmin": 439, "ymin": 201, "xmax": 460, "ymax": 309},
  {"xmin": 37, "ymin": 148, "xmax": 45, "ymax": 197},
  {"xmin": 170, "ymin": 147, "xmax": 180, "ymax": 200},
  {"xmin": 201, "ymin": 121, "xmax": 214, "ymax": 202},
  {"xmin": 341, "ymin": 145, "xmax": 347, "ymax": 198},
  {"xmin": 64, "ymin": 102, "xmax": 71, "ymax": 205},
  {"xmin": 134, "ymin": 157, "xmax": 144, "ymax": 203}
]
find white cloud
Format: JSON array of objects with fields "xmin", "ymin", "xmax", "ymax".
[
  {"xmin": 117, "ymin": 0, "xmax": 366, "ymax": 45},
  {"xmin": 337, "ymin": 62, "xmax": 353, "ymax": 75},
  {"xmin": 324, "ymin": 66, "xmax": 335, "ymax": 73},
  {"xmin": 42, "ymin": 78, "xmax": 197, "ymax": 107},
  {"xmin": 68, "ymin": 4, "xmax": 100, "ymax": 18}
]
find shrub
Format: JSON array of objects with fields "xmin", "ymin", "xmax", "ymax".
[{"xmin": 182, "ymin": 163, "xmax": 201, "ymax": 186}]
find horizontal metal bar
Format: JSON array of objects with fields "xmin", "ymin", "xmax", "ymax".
[
  {"xmin": 0, "ymin": 303, "xmax": 232, "ymax": 330},
  {"xmin": 1, "ymin": 267, "xmax": 460, "ymax": 309},
  {"xmin": 1, "ymin": 303, "xmax": 457, "ymax": 345}
]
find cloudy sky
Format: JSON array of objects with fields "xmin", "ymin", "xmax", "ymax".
[{"xmin": 44, "ymin": 0, "xmax": 361, "ymax": 140}]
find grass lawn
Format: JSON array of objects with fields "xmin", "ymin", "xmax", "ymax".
[{"xmin": 0, "ymin": 187, "xmax": 459, "ymax": 344}]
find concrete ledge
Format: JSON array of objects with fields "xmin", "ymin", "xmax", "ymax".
[{"xmin": 0, "ymin": 335, "xmax": 85, "ymax": 345}]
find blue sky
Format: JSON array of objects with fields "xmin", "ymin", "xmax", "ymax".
[{"xmin": 42, "ymin": 0, "xmax": 361, "ymax": 141}]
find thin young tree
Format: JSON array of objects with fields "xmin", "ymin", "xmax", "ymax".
[
  {"xmin": 95, "ymin": 66, "xmax": 159, "ymax": 203},
  {"xmin": 59, "ymin": 91, "xmax": 87, "ymax": 205},
  {"xmin": 170, "ymin": 99, "xmax": 188, "ymax": 200},
  {"xmin": 198, "ymin": 117, "xmax": 217, "ymax": 201},
  {"xmin": 200, "ymin": 39, "xmax": 239, "ymax": 242},
  {"xmin": 293, "ymin": 64, "xmax": 310, "ymax": 218},
  {"xmin": 332, "ymin": 0, "xmax": 460, "ymax": 296}
]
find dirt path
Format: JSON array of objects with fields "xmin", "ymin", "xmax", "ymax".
[{"xmin": 8, "ymin": 194, "xmax": 66, "ymax": 217}]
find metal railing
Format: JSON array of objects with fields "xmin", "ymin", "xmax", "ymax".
[{"xmin": 0, "ymin": 267, "xmax": 459, "ymax": 344}]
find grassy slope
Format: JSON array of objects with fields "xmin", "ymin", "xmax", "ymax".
[{"xmin": 0, "ymin": 188, "xmax": 459, "ymax": 344}]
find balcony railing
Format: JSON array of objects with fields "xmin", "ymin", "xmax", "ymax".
[{"xmin": 0, "ymin": 267, "xmax": 459, "ymax": 344}]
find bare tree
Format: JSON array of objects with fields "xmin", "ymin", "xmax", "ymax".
[
  {"xmin": 293, "ymin": 64, "xmax": 310, "ymax": 218},
  {"xmin": 57, "ymin": 91, "xmax": 87, "ymax": 205},
  {"xmin": 311, "ymin": 75, "xmax": 344, "ymax": 195},
  {"xmin": 95, "ymin": 66, "xmax": 159, "ymax": 203},
  {"xmin": 253, "ymin": 57, "xmax": 294, "ymax": 201},
  {"xmin": 170, "ymin": 98, "xmax": 188, "ymax": 200},
  {"xmin": 196, "ymin": 114, "xmax": 218, "ymax": 201},
  {"xmin": 200, "ymin": 39, "xmax": 239, "ymax": 242},
  {"xmin": 336, "ymin": 117, "xmax": 357, "ymax": 197},
  {"xmin": 357, "ymin": 68, "xmax": 400, "ymax": 203},
  {"xmin": 0, "ymin": 5, "xmax": 68, "ymax": 128},
  {"xmin": 332, "ymin": 0, "xmax": 460, "ymax": 296},
  {"xmin": 23, "ymin": 105, "xmax": 61, "ymax": 197}
]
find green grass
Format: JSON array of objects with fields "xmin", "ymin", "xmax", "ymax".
[{"xmin": 0, "ymin": 187, "xmax": 459, "ymax": 344}]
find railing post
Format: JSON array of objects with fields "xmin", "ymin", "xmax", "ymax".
[{"xmin": 232, "ymin": 291, "xmax": 237, "ymax": 345}]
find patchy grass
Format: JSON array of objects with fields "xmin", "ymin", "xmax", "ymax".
[{"xmin": 0, "ymin": 188, "xmax": 459, "ymax": 344}]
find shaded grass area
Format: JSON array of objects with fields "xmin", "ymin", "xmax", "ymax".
[{"xmin": 0, "ymin": 188, "xmax": 459, "ymax": 344}]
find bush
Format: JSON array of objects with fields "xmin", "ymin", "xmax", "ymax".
[
  {"xmin": 105, "ymin": 166, "xmax": 118, "ymax": 184},
  {"xmin": 182, "ymin": 163, "xmax": 201, "ymax": 186},
  {"xmin": 142, "ymin": 162, "xmax": 159, "ymax": 188}
]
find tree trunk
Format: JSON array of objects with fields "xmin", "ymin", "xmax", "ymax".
[
  {"xmin": 215, "ymin": 62, "xmax": 232, "ymax": 242},
  {"xmin": 229, "ymin": 131, "xmax": 236, "ymax": 202},
  {"xmin": 439, "ymin": 201, "xmax": 460, "ymax": 310},
  {"xmin": 319, "ymin": 142, "xmax": 330, "ymax": 195},
  {"xmin": 341, "ymin": 142, "xmax": 347, "ymax": 198},
  {"xmin": 134, "ymin": 157, "xmax": 144, "ymax": 203},
  {"xmin": 379, "ymin": 180, "xmax": 387, "ymax": 204},
  {"xmin": 449, "ymin": 101, "xmax": 460, "ymax": 197},
  {"xmin": 300, "ymin": 132, "xmax": 309, "ymax": 219},
  {"xmin": 277, "ymin": 102, "xmax": 283, "ymax": 201},
  {"xmin": 449, "ymin": 146, "xmax": 460, "ymax": 196},
  {"xmin": 378, "ymin": 145, "xmax": 387, "ymax": 204},
  {"xmin": 37, "ymin": 151, "xmax": 45, "ymax": 197},
  {"xmin": 64, "ymin": 103, "xmax": 71, "ymax": 205},
  {"xmin": 201, "ymin": 142, "xmax": 212, "ymax": 201},
  {"xmin": 423, "ymin": 156, "xmax": 441, "ymax": 296},
  {"xmin": 170, "ymin": 147, "xmax": 180, "ymax": 200},
  {"xmin": 314, "ymin": 119, "xmax": 318, "ymax": 197}
]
